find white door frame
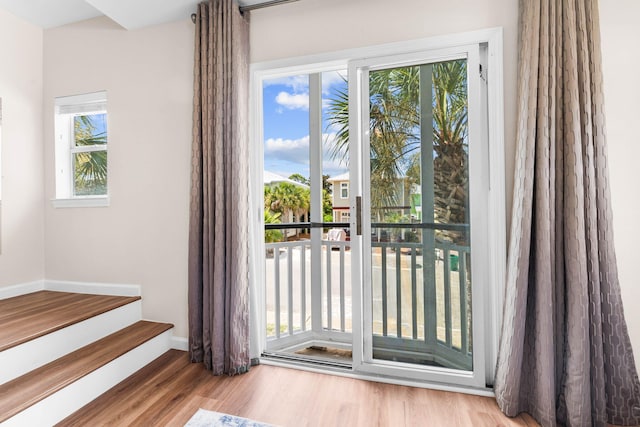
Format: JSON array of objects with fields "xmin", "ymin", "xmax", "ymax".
[{"xmin": 250, "ymin": 27, "xmax": 505, "ymax": 392}]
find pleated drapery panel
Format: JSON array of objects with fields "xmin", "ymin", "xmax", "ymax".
[
  {"xmin": 188, "ymin": 0, "xmax": 251, "ymax": 376},
  {"xmin": 494, "ymin": 0, "xmax": 640, "ymax": 425}
]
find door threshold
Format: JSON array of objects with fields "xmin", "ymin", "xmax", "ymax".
[{"xmin": 261, "ymin": 350, "xmax": 352, "ymax": 370}]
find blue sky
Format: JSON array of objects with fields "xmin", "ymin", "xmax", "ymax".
[
  {"xmin": 75, "ymin": 113, "xmax": 107, "ymax": 142},
  {"xmin": 262, "ymin": 71, "xmax": 349, "ymax": 180}
]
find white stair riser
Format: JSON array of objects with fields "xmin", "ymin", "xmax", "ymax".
[
  {"xmin": 0, "ymin": 300, "xmax": 141, "ymax": 385},
  {"xmin": 0, "ymin": 329, "xmax": 173, "ymax": 427}
]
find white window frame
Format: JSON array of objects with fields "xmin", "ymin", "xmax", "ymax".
[
  {"xmin": 340, "ymin": 182, "xmax": 349, "ymax": 199},
  {"xmin": 53, "ymin": 91, "xmax": 109, "ymax": 208},
  {"xmin": 250, "ymin": 27, "xmax": 505, "ymax": 394}
]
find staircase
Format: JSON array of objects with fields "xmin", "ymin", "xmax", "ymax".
[{"xmin": 0, "ymin": 290, "xmax": 174, "ymax": 426}]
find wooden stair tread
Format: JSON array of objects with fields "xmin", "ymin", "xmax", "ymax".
[
  {"xmin": 0, "ymin": 291, "xmax": 141, "ymax": 352},
  {"xmin": 0, "ymin": 320, "xmax": 173, "ymax": 422}
]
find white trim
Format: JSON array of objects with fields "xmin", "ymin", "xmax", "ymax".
[
  {"xmin": 308, "ymin": 73, "xmax": 324, "ymax": 336},
  {"xmin": 259, "ymin": 357, "xmax": 495, "ymax": 398},
  {"xmin": 70, "ymin": 145, "xmax": 107, "ymax": 154},
  {"xmin": 466, "ymin": 43, "xmax": 489, "ymax": 387},
  {"xmin": 348, "ymin": 58, "xmax": 364, "ymax": 374},
  {"xmin": 171, "ymin": 336, "xmax": 189, "ymax": 351},
  {"xmin": 0, "ymin": 280, "xmax": 141, "ymax": 299},
  {"xmin": 484, "ymin": 28, "xmax": 506, "ymax": 385},
  {"xmin": 249, "ymin": 57, "xmax": 267, "ymax": 361},
  {"xmin": 43, "ymin": 279, "xmax": 141, "ymax": 296},
  {"xmin": 251, "ymin": 27, "xmax": 504, "ymax": 74},
  {"xmin": 0, "ymin": 280, "xmax": 45, "ymax": 300},
  {"xmin": 55, "ymin": 91, "xmax": 107, "ymax": 109},
  {"xmin": 51, "ymin": 196, "xmax": 110, "ymax": 208}
]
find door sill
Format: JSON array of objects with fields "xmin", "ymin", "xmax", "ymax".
[{"xmin": 261, "ymin": 351, "xmax": 352, "ymax": 370}]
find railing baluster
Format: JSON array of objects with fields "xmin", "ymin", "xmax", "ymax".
[
  {"xmin": 326, "ymin": 243, "xmax": 332, "ymax": 331},
  {"xmin": 459, "ymin": 250, "xmax": 468, "ymax": 354},
  {"xmin": 444, "ymin": 249, "xmax": 452, "ymax": 347},
  {"xmin": 411, "ymin": 247, "xmax": 417, "ymax": 340},
  {"xmin": 340, "ymin": 244, "xmax": 345, "ymax": 332},
  {"xmin": 382, "ymin": 245, "xmax": 388, "ymax": 337},
  {"xmin": 288, "ymin": 246, "xmax": 294, "ymax": 336},
  {"xmin": 301, "ymin": 244, "xmax": 306, "ymax": 332},
  {"xmin": 396, "ymin": 244, "xmax": 402, "ymax": 338},
  {"xmin": 274, "ymin": 246, "xmax": 281, "ymax": 339}
]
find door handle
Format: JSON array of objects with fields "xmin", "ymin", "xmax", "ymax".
[{"xmin": 356, "ymin": 196, "xmax": 362, "ymax": 236}]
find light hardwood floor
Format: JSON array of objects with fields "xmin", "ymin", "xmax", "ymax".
[{"xmin": 58, "ymin": 350, "xmax": 539, "ymax": 426}]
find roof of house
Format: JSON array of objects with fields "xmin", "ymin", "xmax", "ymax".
[
  {"xmin": 263, "ymin": 171, "xmax": 309, "ymax": 188},
  {"xmin": 327, "ymin": 172, "xmax": 350, "ymax": 182}
]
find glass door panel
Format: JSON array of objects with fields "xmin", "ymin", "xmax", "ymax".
[
  {"xmin": 364, "ymin": 58, "xmax": 473, "ymax": 372},
  {"xmin": 262, "ymin": 71, "xmax": 353, "ymax": 366}
]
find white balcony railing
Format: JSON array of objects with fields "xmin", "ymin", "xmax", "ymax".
[{"xmin": 264, "ymin": 234, "xmax": 472, "ymax": 370}]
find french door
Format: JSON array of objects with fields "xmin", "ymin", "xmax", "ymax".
[
  {"xmin": 256, "ymin": 34, "xmax": 502, "ymax": 390},
  {"xmin": 349, "ymin": 45, "xmax": 490, "ymax": 387}
]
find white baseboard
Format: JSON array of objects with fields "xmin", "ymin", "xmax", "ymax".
[
  {"xmin": 0, "ymin": 280, "xmax": 141, "ymax": 300},
  {"xmin": 44, "ymin": 280, "xmax": 141, "ymax": 296},
  {"xmin": 171, "ymin": 336, "xmax": 188, "ymax": 351},
  {"xmin": 0, "ymin": 281, "xmax": 45, "ymax": 300}
]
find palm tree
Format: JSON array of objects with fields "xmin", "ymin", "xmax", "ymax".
[
  {"xmin": 264, "ymin": 182, "xmax": 311, "ymax": 239},
  {"xmin": 431, "ymin": 61, "xmax": 469, "ymax": 238},
  {"xmin": 326, "ymin": 60, "xmax": 469, "ymax": 243},
  {"xmin": 264, "ymin": 210, "xmax": 283, "ymax": 243},
  {"xmin": 74, "ymin": 114, "xmax": 107, "ymax": 195}
]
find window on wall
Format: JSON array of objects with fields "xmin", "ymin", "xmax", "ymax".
[
  {"xmin": 340, "ymin": 182, "xmax": 348, "ymax": 198},
  {"xmin": 53, "ymin": 91, "xmax": 108, "ymax": 207}
]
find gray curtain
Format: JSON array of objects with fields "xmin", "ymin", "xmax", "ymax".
[
  {"xmin": 188, "ymin": 0, "xmax": 251, "ymax": 376},
  {"xmin": 494, "ymin": 0, "xmax": 640, "ymax": 426}
]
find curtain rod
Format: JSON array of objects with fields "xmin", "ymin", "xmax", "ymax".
[
  {"xmin": 239, "ymin": 0, "xmax": 299, "ymax": 12},
  {"xmin": 191, "ymin": 0, "xmax": 300, "ymax": 22}
]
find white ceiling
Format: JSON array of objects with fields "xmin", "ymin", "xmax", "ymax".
[{"xmin": 0, "ymin": 0, "xmax": 275, "ymax": 30}]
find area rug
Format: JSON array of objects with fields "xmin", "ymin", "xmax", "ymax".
[{"xmin": 185, "ymin": 409, "xmax": 275, "ymax": 427}]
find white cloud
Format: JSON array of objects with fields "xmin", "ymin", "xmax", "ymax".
[
  {"xmin": 275, "ymin": 91, "xmax": 309, "ymax": 111},
  {"xmin": 264, "ymin": 135, "xmax": 310, "ymax": 165},
  {"xmin": 263, "ymin": 132, "xmax": 349, "ymax": 177}
]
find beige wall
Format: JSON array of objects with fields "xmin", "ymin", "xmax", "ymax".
[
  {"xmin": 329, "ymin": 180, "xmax": 350, "ymax": 209},
  {"xmin": 0, "ymin": 9, "xmax": 45, "ymax": 286},
  {"xmin": 600, "ymin": 0, "xmax": 640, "ymax": 368},
  {"xmin": 43, "ymin": 17, "xmax": 193, "ymax": 336}
]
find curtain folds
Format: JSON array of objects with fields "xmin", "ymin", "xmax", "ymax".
[
  {"xmin": 188, "ymin": 0, "xmax": 251, "ymax": 376},
  {"xmin": 495, "ymin": 1, "xmax": 640, "ymax": 426}
]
